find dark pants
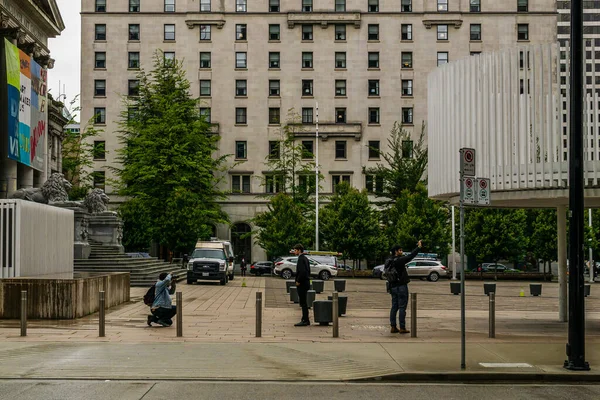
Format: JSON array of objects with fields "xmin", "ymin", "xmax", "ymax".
[
  {"xmin": 151, "ymin": 306, "xmax": 177, "ymax": 326},
  {"xmin": 241, "ymin": 268, "xmax": 246, "ymax": 276},
  {"xmin": 390, "ymin": 284, "xmax": 409, "ymax": 329},
  {"xmin": 297, "ymin": 284, "xmax": 310, "ymax": 322}
]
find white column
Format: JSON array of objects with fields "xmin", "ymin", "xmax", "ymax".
[{"xmin": 558, "ymin": 204, "xmax": 568, "ymax": 322}]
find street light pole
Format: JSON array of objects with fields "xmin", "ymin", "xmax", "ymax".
[
  {"xmin": 315, "ymin": 101, "xmax": 319, "ymax": 251},
  {"xmin": 589, "ymin": 209, "xmax": 594, "ymax": 284},
  {"xmin": 452, "ymin": 205, "xmax": 456, "ymax": 280}
]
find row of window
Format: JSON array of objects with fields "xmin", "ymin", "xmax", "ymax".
[
  {"xmin": 94, "ymin": 0, "xmax": 530, "ymax": 14},
  {"xmin": 93, "ymin": 22, "xmax": 530, "ymax": 43}
]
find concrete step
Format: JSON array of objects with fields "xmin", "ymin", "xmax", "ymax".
[{"xmin": 75, "ymin": 258, "xmax": 165, "ymax": 265}]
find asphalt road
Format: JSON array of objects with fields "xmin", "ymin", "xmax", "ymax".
[{"xmin": 1, "ymin": 381, "xmax": 599, "ymax": 400}]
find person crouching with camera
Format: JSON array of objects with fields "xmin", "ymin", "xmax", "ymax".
[{"xmin": 148, "ymin": 272, "xmax": 177, "ymax": 327}]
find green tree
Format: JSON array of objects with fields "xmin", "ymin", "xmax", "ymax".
[
  {"xmin": 319, "ymin": 182, "xmax": 385, "ymax": 267},
  {"xmin": 252, "ymin": 193, "xmax": 313, "ymax": 260},
  {"xmin": 114, "ymin": 52, "xmax": 228, "ymax": 253},
  {"xmin": 530, "ymin": 209, "xmax": 557, "ymax": 276}
]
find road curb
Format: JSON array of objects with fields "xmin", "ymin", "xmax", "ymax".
[{"xmin": 355, "ymin": 371, "xmax": 600, "ymax": 383}]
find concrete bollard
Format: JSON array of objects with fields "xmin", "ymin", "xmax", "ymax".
[
  {"xmin": 20, "ymin": 291, "xmax": 27, "ymax": 337},
  {"xmin": 410, "ymin": 293, "xmax": 417, "ymax": 338},
  {"xmin": 256, "ymin": 291, "xmax": 262, "ymax": 338},
  {"xmin": 332, "ymin": 292, "xmax": 339, "ymax": 338},
  {"xmin": 99, "ymin": 290, "xmax": 105, "ymax": 337},
  {"xmin": 489, "ymin": 292, "xmax": 496, "ymax": 338},
  {"xmin": 176, "ymin": 291, "xmax": 183, "ymax": 337}
]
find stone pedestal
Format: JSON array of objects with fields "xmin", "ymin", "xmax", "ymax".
[
  {"xmin": 54, "ymin": 203, "xmax": 92, "ymax": 260},
  {"xmin": 88, "ymin": 212, "xmax": 124, "ymax": 253}
]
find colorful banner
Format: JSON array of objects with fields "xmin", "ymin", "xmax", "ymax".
[{"xmin": 4, "ymin": 38, "xmax": 46, "ymax": 171}]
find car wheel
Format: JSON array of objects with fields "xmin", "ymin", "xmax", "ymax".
[
  {"xmin": 187, "ymin": 279, "xmax": 194, "ymax": 285},
  {"xmin": 428, "ymin": 272, "xmax": 440, "ymax": 282},
  {"xmin": 220, "ymin": 278, "xmax": 226, "ymax": 285},
  {"xmin": 319, "ymin": 270, "xmax": 330, "ymax": 281},
  {"xmin": 281, "ymin": 269, "xmax": 293, "ymax": 280}
]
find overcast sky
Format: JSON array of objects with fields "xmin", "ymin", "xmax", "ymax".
[{"xmin": 48, "ymin": 0, "xmax": 81, "ymax": 119}]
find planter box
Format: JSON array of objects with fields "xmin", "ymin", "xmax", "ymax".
[
  {"xmin": 312, "ymin": 280, "xmax": 324, "ymax": 293},
  {"xmin": 450, "ymin": 282, "xmax": 461, "ymax": 295},
  {"xmin": 306, "ymin": 290, "xmax": 316, "ymax": 308},
  {"xmin": 484, "ymin": 283, "xmax": 496, "ymax": 296},
  {"xmin": 334, "ymin": 280, "xmax": 346, "ymax": 292},
  {"xmin": 289, "ymin": 286, "xmax": 299, "ymax": 303},
  {"xmin": 327, "ymin": 295, "xmax": 348, "ymax": 316},
  {"xmin": 530, "ymin": 283, "xmax": 542, "ymax": 296},
  {"xmin": 286, "ymin": 280, "xmax": 296, "ymax": 293},
  {"xmin": 313, "ymin": 300, "xmax": 333, "ymax": 326}
]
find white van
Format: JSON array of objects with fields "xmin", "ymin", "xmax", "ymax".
[{"xmin": 186, "ymin": 240, "xmax": 235, "ymax": 285}]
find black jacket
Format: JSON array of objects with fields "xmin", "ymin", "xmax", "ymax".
[
  {"xmin": 296, "ymin": 254, "xmax": 311, "ymax": 285},
  {"xmin": 390, "ymin": 247, "xmax": 420, "ymax": 287}
]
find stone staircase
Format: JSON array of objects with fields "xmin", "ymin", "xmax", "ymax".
[{"xmin": 74, "ymin": 241, "xmax": 183, "ymax": 287}]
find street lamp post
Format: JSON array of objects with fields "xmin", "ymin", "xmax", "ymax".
[{"xmin": 315, "ymin": 102, "xmax": 319, "ymax": 251}]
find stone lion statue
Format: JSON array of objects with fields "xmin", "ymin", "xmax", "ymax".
[
  {"xmin": 82, "ymin": 188, "xmax": 110, "ymax": 214},
  {"xmin": 11, "ymin": 172, "xmax": 72, "ymax": 204}
]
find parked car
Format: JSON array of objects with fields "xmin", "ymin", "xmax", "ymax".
[
  {"xmin": 273, "ymin": 257, "xmax": 338, "ymax": 280},
  {"xmin": 250, "ymin": 261, "xmax": 273, "ymax": 276},
  {"xmin": 372, "ymin": 259, "xmax": 449, "ymax": 282},
  {"xmin": 337, "ymin": 264, "xmax": 353, "ymax": 271},
  {"xmin": 478, "ymin": 263, "xmax": 507, "ymax": 273}
]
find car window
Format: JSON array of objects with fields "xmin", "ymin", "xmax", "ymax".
[
  {"xmin": 407, "ymin": 262, "xmax": 416, "ymax": 267},
  {"xmin": 288, "ymin": 257, "xmax": 298, "ymax": 263}
]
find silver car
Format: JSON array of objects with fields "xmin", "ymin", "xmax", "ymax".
[{"xmin": 374, "ymin": 259, "xmax": 449, "ymax": 282}]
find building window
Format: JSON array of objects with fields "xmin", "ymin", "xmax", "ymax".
[
  {"xmin": 302, "ymin": 25, "xmax": 313, "ymax": 41},
  {"xmin": 368, "ymin": 140, "xmax": 380, "ymax": 159},
  {"xmin": 302, "ymin": 108, "xmax": 313, "ymax": 123},
  {"xmin": 129, "ymin": 24, "xmax": 140, "ymax": 41},
  {"xmin": 236, "ymin": 141, "xmax": 247, "ymax": 159},
  {"xmin": 335, "ymin": 24, "xmax": 346, "ymax": 40},
  {"xmin": 335, "ymin": 80, "xmax": 347, "ymax": 96},
  {"xmin": 95, "ymin": 52, "xmax": 106, "ymax": 68},
  {"xmin": 335, "ymin": 141, "xmax": 347, "ymax": 159},
  {"xmin": 517, "ymin": 0, "xmax": 528, "ymax": 12},
  {"xmin": 163, "ymin": 52, "xmax": 175, "ymax": 66},
  {"xmin": 200, "ymin": 0, "xmax": 211, "ymax": 11},
  {"xmin": 302, "ymin": 141, "xmax": 314, "ymax": 159},
  {"xmin": 299, "ymin": 175, "xmax": 316, "ymax": 194},
  {"xmin": 200, "ymin": 80, "xmax": 211, "ymax": 96},
  {"xmin": 369, "ymin": 108, "xmax": 380, "ymax": 124},
  {"xmin": 95, "ymin": 0, "xmax": 106, "ymax": 12},
  {"xmin": 402, "ymin": 52, "xmax": 413, "ymax": 69},
  {"xmin": 303, "ymin": 0, "xmax": 313, "ymax": 12},
  {"xmin": 402, "ymin": 140, "xmax": 413, "ymax": 158},
  {"xmin": 95, "ymin": 24, "xmax": 106, "ymax": 41},
  {"xmin": 269, "ymin": 80, "xmax": 280, "ymax": 96},
  {"xmin": 128, "ymin": 52, "xmax": 140, "ymax": 69},
  {"xmin": 129, "ymin": 0, "xmax": 140, "ymax": 12},
  {"xmin": 368, "ymin": 24, "xmax": 379, "ymax": 41},
  {"xmin": 368, "ymin": 0, "xmax": 379, "ymax": 12},
  {"xmin": 401, "ymin": 24, "xmax": 412, "ymax": 40},
  {"xmin": 165, "ymin": 0, "xmax": 176, "ymax": 12},
  {"xmin": 236, "ymin": 80, "xmax": 247, "ymax": 96},
  {"xmin": 164, "ymin": 24, "xmax": 175, "ymax": 41},
  {"xmin": 269, "ymin": 141, "xmax": 280, "ymax": 159},
  {"xmin": 93, "ymin": 171, "xmax": 106, "ymax": 191},
  {"xmin": 402, "ymin": 107, "xmax": 413, "ymax": 124},
  {"xmin": 336, "ymin": 108, "xmax": 346, "ymax": 123},
  {"xmin": 265, "ymin": 175, "xmax": 283, "ymax": 193},
  {"xmin": 236, "ymin": 108, "xmax": 247, "ymax": 124},
  {"xmin": 236, "ymin": 24, "xmax": 247, "ymax": 40},
  {"xmin": 128, "ymin": 79, "xmax": 139, "ymax": 96},
  {"xmin": 200, "ymin": 52, "xmax": 211, "ymax": 68},
  {"xmin": 269, "ymin": 52, "xmax": 280, "ymax": 68},
  {"xmin": 332, "ymin": 175, "xmax": 350, "ymax": 192},
  {"xmin": 470, "ymin": 0, "xmax": 480, "ymax": 12},
  {"xmin": 93, "ymin": 141, "xmax": 106, "ymax": 160},
  {"xmin": 518, "ymin": 24, "xmax": 529, "ymax": 41},
  {"xmin": 401, "ymin": 0, "xmax": 412, "ymax": 12},
  {"xmin": 200, "ymin": 25, "xmax": 211, "ymax": 40},
  {"xmin": 368, "ymin": 80, "xmax": 379, "ymax": 96},
  {"xmin": 470, "ymin": 24, "xmax": 481, "ymax": 41},
  {"xmin": 335, "ymin": 0, "xmax": 346, "ymax": 12},
  {"xmin": 302, "ymin": 52, "xmax": 313, "ymax": 68},
  {"xmin": 236, "ymin": 52, "xmax": 247, "ymax": 68},
  {"xmin": 470, "ymin": 51, "xmax": 481, "ymax": 56},
  {"xmin": 237, "ymin": 0, "xmax": 247, "ymax": 12},
  {"xmin": 402, "ymin": 79, "xmax": 413, "ymax": 96},
  {"xmin": 200, "ymin": 107, "xmax": 211, "ymax": 123},
  {"xmin": 270, "ymin": 0, "xmax": 280, "ymax": 12},
  {"xmin": 365, "ymin": 174, "xmax": 383, "ymax": 193},
  {"xmin": 437, "ymin": 0, "xmax": 448, "ymax": 12},
  {"xmin": 94, "ymin": 107, "xmax": 106, "ymax": 124},
  {"xmin": 232, "ymin": 175, "xmax": 251, "ymax": 193},
  {"xmin": 302, "ymin": 80, "xmax": 313, "ymax": 96},
  {"xmin": 437, "ymin": 52, "xmax": 448, "ymax": 66},
  {"xmin": 269, "ymin": 24, "xmax": 280, "ymax": 40},
  {"xmin": 94, "ymin": 79, "xmax": 106, "ymax": 96},
  {"xmin": 335, "ymin": 52, "xmax": 346, "ymax": 68},
  {"xmin": 127, "ymin": 107, "xmax": 138, "ymax": 121},
  {"xmin": 437, "ymin": 24, "xmax": 448, "ymax": 40},
  {"xmin": 368, "ymin": 52, "xmax": 379, "ymax": 68},
  {"xmin": 269, "ymin": 108, "xmax": 281, "ymax": 124}
]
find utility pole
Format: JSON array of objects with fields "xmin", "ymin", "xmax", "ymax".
[
  {"xmin": 315, "ymin": 102, "xmax": 319, "ymax": 251},
  {"xmin": 452, "ymin": 206, "xmax": 456, "ymax": 280}
]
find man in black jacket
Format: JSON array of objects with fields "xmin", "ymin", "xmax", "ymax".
[
  {"xmin": 293, "ymin": 243, "xmax": 311, "ymax": 326},
  {"xmin": 389, "ymin": 240, "xmax": 422, "ymax": 334}
]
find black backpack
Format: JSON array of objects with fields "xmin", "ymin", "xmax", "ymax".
[
  {"xmin": 143, "ymin": 285, "xmax": 155, "ymax": 306},
  {"xmin": 383, "ymin": 257, "xmax": 400, "ymax": 283}
]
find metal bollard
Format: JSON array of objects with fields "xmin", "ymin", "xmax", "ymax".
[
  {"xmin": 20, "ymin": 291, "xmax": 27, "ymax": 337},
  {"xmin": 99, "ymin": 291, "xmax": 105, "ymax": 337},
  {"xmin": 489, "ymin": 292, "xmax": 496, "ymax": 338},
  {"xmin": 410, "ymin": 293, "xmax": 417, "ymax": 338},
  {"xmin": 176, "ymin": 291, "xmax": 183, "ymax": 337},
  {"xmin": 332, "ymin": 292, "xmax": 339, "ymax": 338},
  {"xmin": 256, "ymin": 292, "xmax": 262, "ymax": 338}
]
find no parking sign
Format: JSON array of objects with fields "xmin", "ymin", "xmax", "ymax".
[{"xmin": 476, "ymin": 178, "xmax": 490, "ymax": 206}]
